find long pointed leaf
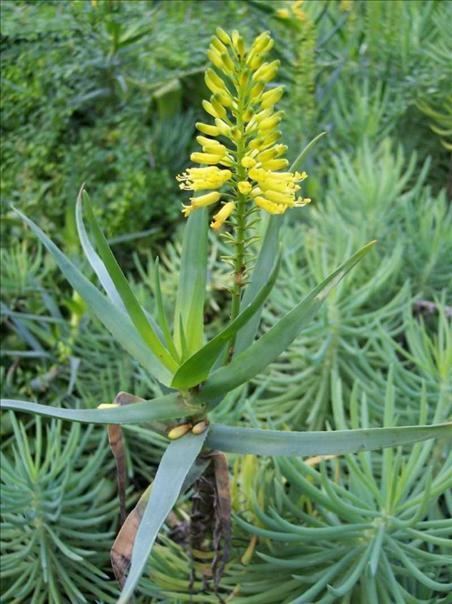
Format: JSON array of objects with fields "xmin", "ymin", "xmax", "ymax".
[
  {"xmin": 75, "ymin": 186, "xmax": 125, "ymax": 312},
  {"xmin": 14, "ymin": 208, "xmax": 171, "ymax": 384},
  {"xmin": 200, "ymin": 241, "xmax": 376, "ymax": 402},
  {"xmin": 118, "ymin": 430, "xmax": 208, "ymax": 604},
  {"xmin": 80, "ymin": 192, "xmax": 177, "ymax": 372},
  {"xmin": 76, "ymin": 190, "xmax": 167, "ymax": 356},
  {"xmin": 206, "ymin": 422, "xmax": 452, "ymax": 456},
  {"xmin": 0, "ymin": 394, "xmax": 202, "ymax": 425},
  {"xmin": 173, "ymin": 208, "xmax": 208, "ymax": 357},
  {"xmin": 171, "ymin": 253, "xmax": 281, "ymax": 389}
]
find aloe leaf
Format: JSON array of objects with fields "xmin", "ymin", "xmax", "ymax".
[
  {"xmin": 79, "ymin": 192, "xmax": 177, "ymax": 372},
  {"xmin": 173, "ymin": 208, "xmax": 208, "ymax": 358},
  {"xmin": 206, "ymin": 422, "xmax": 452, "ymax": 456},
  {"xmin": 0, "ymin": 394, "xmax": 201, "ymax": 424},
  {"xmin": 13, "ymin": 208, "xmax": 172, "ymax": 384},
  {"xmin": 290, "ymin": 131, "xmax": 326, "ymax": 172},
  {"xmin": 153, "ymin": 258, "xmax": 179, "ymax": 361},
  {"xmin": 171, "ymin": 253, "xmax": 281, "ymax": 389},
  {"xmin": 200, "ymin": 241, "xmax": 376, "ymax": 402},
  {"xmin": 118, "ymin": 430, "xmax": 208, "ymax": 604},
  {"xmin": 76, "ymin": 188, "xmax": 164, "ymax": 344},
  {"xmin": 75, "ymin": 186, "xmax": 125, "ymax": 312}
]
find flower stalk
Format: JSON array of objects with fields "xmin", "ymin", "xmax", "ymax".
[{"xmin": 176, "ymin": 28, "xmax": 311, "ymax": 325}]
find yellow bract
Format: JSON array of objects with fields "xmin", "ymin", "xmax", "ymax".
[{"xmin": 176, "ymin": 29, "xmax": 310, "ymax": 229}]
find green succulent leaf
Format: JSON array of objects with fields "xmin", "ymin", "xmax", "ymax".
[
  {"xmin": 77, "ymin": 190, "xmax": 177, "ymax": 372},
  {"xmin": 171, "ymin": 253, "xmax": 281, "ymax": 389},
  {"xmin": 118, "ymin": 430, "xmax": 208, "ymax": 604},
  {"xmin": 200, "ymin": 241, "xmax": 376, "ymax": 402},
  {"xmin": 13, "ymin": 207, "xmax": 172, "ymax": 384},
  {"xmin": 0, "ymin": 394, "xmax": 202, "ymax": 425},
  {"xmin": 75, "ymin": 186, "xmax": 125, "ymax": 312},
  {"xmin": 173, "ymin": 208, "xmax": 208, "ymax": 359},
  {"xmin": 206, "ymin": 422, "xmax": 452, "ymax": 456}
]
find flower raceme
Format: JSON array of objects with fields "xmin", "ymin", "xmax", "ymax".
[{"xmin": 176, "ymin": 28, "xmax": 310, "ymax": 230}]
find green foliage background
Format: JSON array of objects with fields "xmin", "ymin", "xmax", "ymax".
[{"xmin": 1, "ymin": 0, "xmax": 451, "ymax": 602}]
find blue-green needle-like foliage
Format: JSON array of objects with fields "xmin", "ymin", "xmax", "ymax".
[
  {"xmin": 1, "ymin": 416, "xmax": 119, "ymax": 603},
  {"xmin": 233, "ymin": 393, "xmax": 451, "ymax": 603}
]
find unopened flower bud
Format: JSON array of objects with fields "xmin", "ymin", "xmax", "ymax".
[
  {"xmin": 192, "ymin": 420, "xmax": 209, "ymax": 435},
  {"xmin": 168, "ymin": 423, "xmax": 192, "ymax": 440}
]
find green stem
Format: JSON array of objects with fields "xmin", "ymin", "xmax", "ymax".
[{"xmin": 229, "ymin": 70, "xmax": 248, "ymax": 324}]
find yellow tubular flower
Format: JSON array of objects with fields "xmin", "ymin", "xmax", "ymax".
[
  {"xmin": 196, "ymin": 122, "xmax": 221, "ymax": 136},
  {"xmin": 211, "ymin": 202, "xmax": 236, "ymax": 230},
  {"xmin": 190, "ymin": 152, "xmax": 225, "ymax": 165},
  {"xmin": 177, "ymin": 29, "xmax": 310, "ymax": 227},
  {"xmin": 261, "ymin": 86, "xmax": 284, "ymax": 109},
  {"xmin": 190, "ymin": 191, "xmax": 221, "ymax": 208}
]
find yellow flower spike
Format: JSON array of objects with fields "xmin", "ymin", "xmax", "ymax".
[
  {"xmin": 210, "ymin": 201, "xmax": 236, "ymax": 230},
  {"xmin": 167, "ymin": 423, "xmax": 192, "ymax": 440},
  {"xmin": 261, "ymin": 86, "xmax": 284, "ymax": 109},
  {"xmin": 177, "ymin": 29, "xmax": 310, "ymax": 230},
  {"xmin": 238, "ymin": 181, "xmax": 252, "ymax": 194}
]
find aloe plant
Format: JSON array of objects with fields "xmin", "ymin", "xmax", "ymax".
[{"xmin": 1, "ymin": 29, "xmax": 451, "ymax": 603}]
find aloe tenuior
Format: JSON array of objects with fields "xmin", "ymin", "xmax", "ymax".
[{"xmin": 1, "ymin": 28, "xmax": 451, "ymax": 604}]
